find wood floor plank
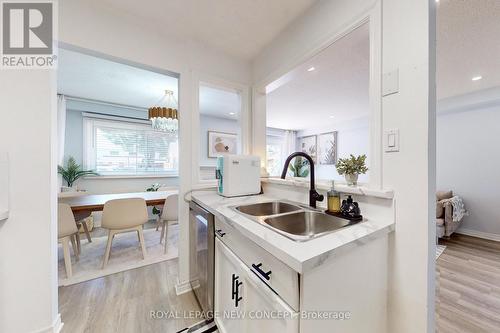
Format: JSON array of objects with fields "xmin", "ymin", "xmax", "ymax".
[
  {"xmin": 437, "ymin": 234, "xmax": 500, "ymax": 333},
  {"xmin": 59, "ymin": 258, "xmax": 202, "ymax": 333}
]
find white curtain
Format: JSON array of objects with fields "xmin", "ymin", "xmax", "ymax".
[
  {"xmin": 57, "ymin": 94, "xmax": 67, "ymax": 165},
  {"xmin": 284, "ymin": 130, "xmax": 297, "ymax": 156}
]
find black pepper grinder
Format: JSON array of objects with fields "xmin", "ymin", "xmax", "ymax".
[{"xmin": 340, "ymin": 195, "xmax": 361, "ymax": 219}]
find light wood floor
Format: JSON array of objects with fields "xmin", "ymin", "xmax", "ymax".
[
  {"xmin": 437, "ymin": 234, "xmax": 500, "ymax": 333},
  {"xmin": 59, "ymin": 259, "xmax": 202, "ymax": 333}
]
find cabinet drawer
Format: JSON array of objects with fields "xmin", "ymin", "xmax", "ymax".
[{"xmin": 215, "ymin": 216, "xmax": 300, "ymax": 311}]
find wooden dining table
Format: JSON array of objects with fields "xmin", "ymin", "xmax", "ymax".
[{"xmin": 58, "ymin": 190, "xmax": 178, "ymax": 242}]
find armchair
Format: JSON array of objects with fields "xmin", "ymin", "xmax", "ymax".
[{"xmin": 436, "ymin": 190, "xmax": 463, "ymax": 238}]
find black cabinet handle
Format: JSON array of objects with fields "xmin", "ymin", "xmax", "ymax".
[
  {"xmin": 252, "ymin": 263, "xmax": 272, "ymax": 280},
  {"xmin": 231, "ymin": 274, "xmax": 238, "ymax": 299},
  {"xmin": 235, "ymin": 280, "xmax": 243, "ymax": 307},
  {"xmin": 215, "ymin": 229, "xmax": 226, "ymax": 237},
  {"xmin": 231, "ymin": 273, "xmax": 243, "ymax": 307}
]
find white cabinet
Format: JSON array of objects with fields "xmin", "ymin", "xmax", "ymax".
[
  {"xmin": 243, "ymin": 266, "xmax": 299, "ymax": 332},
  {"xmin": 215, "ymin": 238, "xmax": 298, "ymax": 333},
  {"xmin": 215, "ymin": 237, "xmax": 246, "ymax": 333}
]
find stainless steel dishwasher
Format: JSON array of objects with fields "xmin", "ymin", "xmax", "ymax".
[{"xmin": 189, "ymin": 201, "xmax": 215, "ymax": 316}]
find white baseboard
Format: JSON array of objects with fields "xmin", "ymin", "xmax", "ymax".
[
  {"xmin": 456, "ymin": 228, "xmax": 500, "ymax": 242},
  {"xmin": 33, "ymin": 314, "xmax": 63, "ymax": 333},
  {"xmin": 175, "ymin": 278, "xmax": 193, "ymax": 295}
]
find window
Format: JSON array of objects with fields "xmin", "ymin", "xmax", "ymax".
[
  {"xmin": 266, "ymin": 135, "xmax": 285, "ymax": 177},
  {"xmin": 266, "ymin": 128, "xmax": 296, "ymax": 176},
  {"xmin": 84, "ymin": 117, "xmax": 178, "ymax": 176}
]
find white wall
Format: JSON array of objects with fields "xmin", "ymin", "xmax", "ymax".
[
  {"xmin": 252, "ymin": 1, "xmax": 435, "ymax": 332},
  {"xmin": 199, "ymin": 114, "xmax": 240, "ymax": 167},
  {"xmin": 297, "ymin": 118, "xmax": 369, "ymax": 183},
  {"xmin": 437, "ymin": 92, "xmax": 500, "ymax": 237},
  {"xmin": 0, "ymin": 71, "xmax": 59, "ymax": 332},
  {"xmin": 382, "ymin": 1, "xmax": 436, "ymax": 332}
]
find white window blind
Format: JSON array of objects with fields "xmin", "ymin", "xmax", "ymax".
[{"xmin": 84, "ymin": 117, "xmax": 178, "ymax": 176}]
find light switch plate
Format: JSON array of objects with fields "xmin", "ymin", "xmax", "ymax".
[
  {"xmin": 382, "ymin": 69, "xmax": 399, "ymax": 96},
  {"xmin": 384, "ymin": 129, "xmax": 399, "ymax": 152}
]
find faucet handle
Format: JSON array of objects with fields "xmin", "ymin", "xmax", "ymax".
[{"xmin": 312, "ymin": 191, "xmax": 324, "ymax": 201}]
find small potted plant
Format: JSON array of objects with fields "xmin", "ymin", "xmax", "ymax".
[
  {"xmin": 336, "ymin": 154, "xmax": 368, "ymax": 186},
  {"xmin": 146, "ymin": 183, "xmax": 164, "ymax": 219},
  {"xmin": 58, "ymin": 156, "xmax": 98, "ymax": 190}
]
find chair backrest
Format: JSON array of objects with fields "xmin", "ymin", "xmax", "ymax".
[
  {"xmin": 161, "ymin": 194, "xmax": 179, "ymax": 221},
  {"xmin": 101, "ymin": 198, "xmax": 148, "ymax": 230},
  {"xmin": 58, "ymin": 203, "xmax": 78, "ymax": 238}
]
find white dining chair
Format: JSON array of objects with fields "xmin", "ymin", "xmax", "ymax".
[
  {"xmin": 58, "ymin": 191, "xmax": 93, "ymax": 243},
  {"xmin": 154, "ymin": 186, "xmax": 179, "ymax": 231},
  {"xmin": 159, "ymin": 193, "xmax": 178, "ymax": 254},
  {"xmin": 58, "ymin": 203, "xmax": 80, "ymax": 278},
  {"xmin": 101, "ymin": 198, "xmax": 149, "ymax": 268}
]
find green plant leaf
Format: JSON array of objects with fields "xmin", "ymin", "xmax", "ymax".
[
  {"xmin": 58, "ymin": 156, "xmax": 99, "ymax": 187},
  {"xmin": 336, "ymin": 154, "xmax": 368, "ymax": 176}
]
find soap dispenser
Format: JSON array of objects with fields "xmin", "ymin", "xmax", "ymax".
[{"xmin": 327, "ymin": 180, "xmax": 341, "ymax": 213}]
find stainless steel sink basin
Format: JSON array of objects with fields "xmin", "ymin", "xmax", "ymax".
[
  {"xmin": 235, "ymin": 201, "xmax": 302, "ymax": 217},
  {"xmin": 263, "ymin": 211, "xmax": 353, "ymax": 241},
  {"xmin": 232, "ymin": 200, "xmax": 361, "ymax": 241}
]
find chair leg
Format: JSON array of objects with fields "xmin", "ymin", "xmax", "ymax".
[
  {"xmin": 163, "ymin": 221, "xmax": 170, "ymax": 254},
  {"xmin": 81, "ymin": 220, "xmax": 92, "ymax": 243},
  {"xmin": 70, "ymin": 235, "xmax": 79, "ymax": 260},
  {"xmin": 160, "ymin": 220, "xmax": 166, "ymax": 244},
  {"xmin": 62, "ymin": 237, "xmax": 72, "ymax": 279},
  {"xmin": 137, "ymin": 226, "xmax": 147, "ymax": 259},
  {"xmin": 102, "ymin": 230, "xmax": 115, "ymax": 268},
  {"xmin": 76, "ymin": 232, "xmax": 81, "ymax": 255}
]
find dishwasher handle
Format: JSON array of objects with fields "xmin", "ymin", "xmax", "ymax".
[
  {"xmin": 215, "ymin": 229, "xmax": 226, "ymax": 237},
  {"xmin": 252, "ymin": 263, "xmax": 272, "ymax": 281}
]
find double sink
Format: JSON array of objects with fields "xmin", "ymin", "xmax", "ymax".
[{"xmin": 233, "ymin": 201, "xmax": 362, "ymax": 242}]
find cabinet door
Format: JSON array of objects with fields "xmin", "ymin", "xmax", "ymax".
[
  {"xmin": 214, "ymin": 238, "xmax": 245, "ymax": 333},
  {"xmin": 243, "ymin": 266, "xmax": 299, "ymax": 333}
]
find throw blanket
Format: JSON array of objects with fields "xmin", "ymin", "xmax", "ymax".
[{"xmin": 447, "ymin": 196, "xmax": 468, "ymax": 222}]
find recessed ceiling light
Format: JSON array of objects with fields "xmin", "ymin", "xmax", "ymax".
[
  {"xmin": 229, "ymin": 112, "xmax": 236, "ymax": 115},
  {"xmin": 307, "ymin": 67, "xmax": 315, "ymax": 72},
  {"xmin": 329, "ymin": 115, "xmax": 335, "ymax": 119},
  {"xmin": 472, "ymin": 75, "xmax": 482, "ymax": 81}
]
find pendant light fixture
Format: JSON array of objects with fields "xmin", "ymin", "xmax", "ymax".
[{"xmin": 148, "ymin": 90, "xmax": 178, "ymax": 133}]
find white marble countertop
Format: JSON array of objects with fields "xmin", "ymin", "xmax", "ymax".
[{"xmin": 191, "ymin": 189, "xmax": 394, "ymax": 273}]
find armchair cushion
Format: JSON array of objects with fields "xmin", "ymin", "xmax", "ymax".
[
  {"xmin": 436, "ymin": 190, "xmax": 453, "ymax": 201},
  {"xmin": 436, "ymin": 201, "xmax": 444, "ymax": 218}
]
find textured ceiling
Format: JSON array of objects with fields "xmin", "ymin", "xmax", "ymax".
[
  {"xmin": 58, "ymin": 48, "xmax": 178, "ymax": 108},
  {"xmin": 437, "ymin": 0, "xmax": 500, "ymax": 99},
  {"xmin": 96, "ymin": 0, "xmax": 317, "ymax": 61},
  {"xmin": 266, "ymin": 23, "xmax": 369, "ymax": 131},
  {"xmin": 58, "ymin": 48, "xmax": 240, "ymax": 119}
]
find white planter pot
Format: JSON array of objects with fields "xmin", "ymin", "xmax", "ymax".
[
  {"xmin": 61, "ymin": 186, "xmax": 76, "ymax": 193},
  {"xmin": 344, "ymin": 173, "xmax": 359, "ymax": 186}
]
